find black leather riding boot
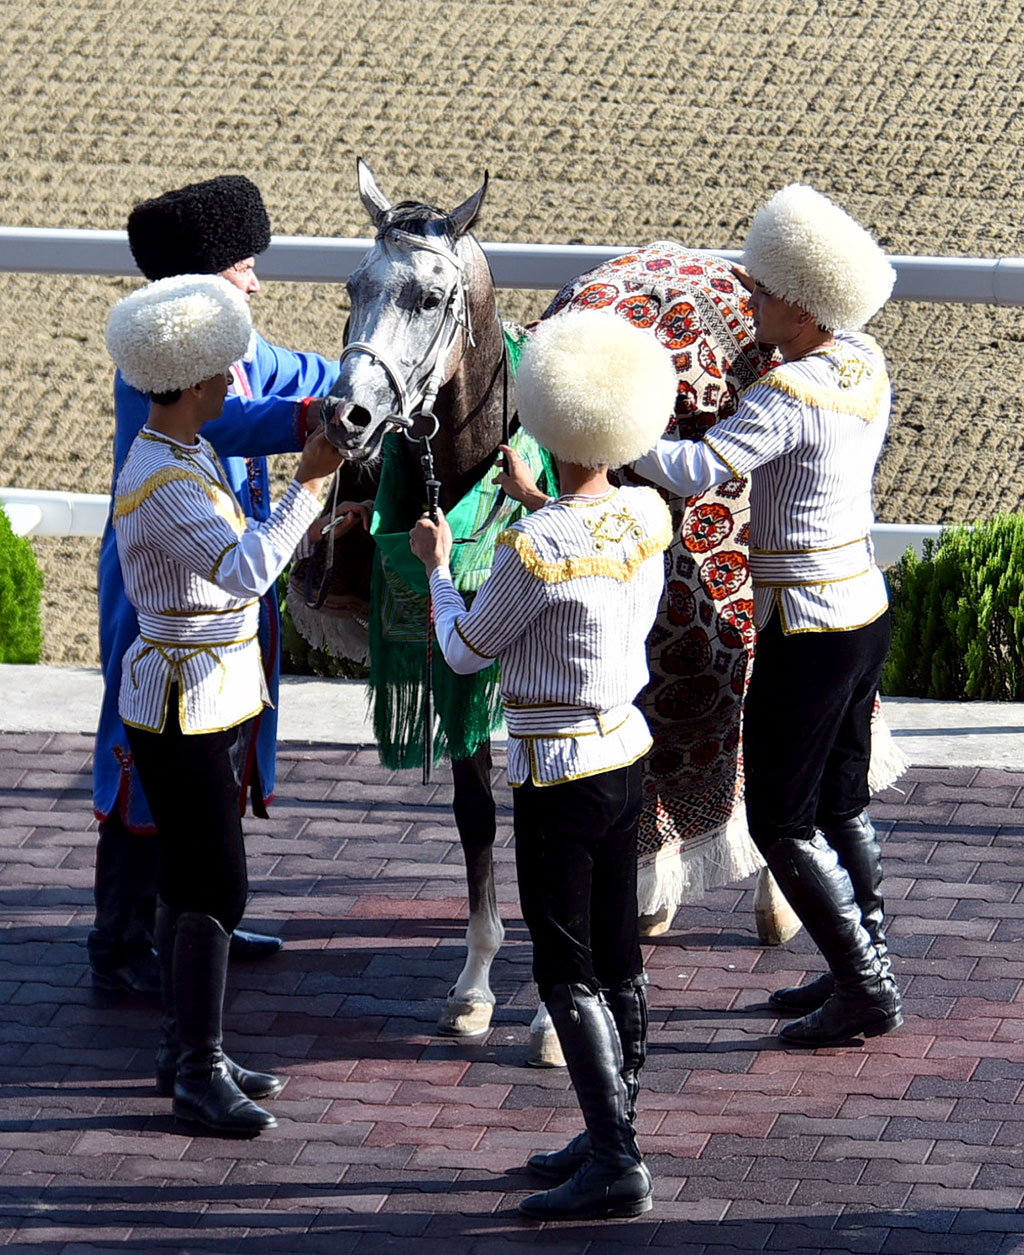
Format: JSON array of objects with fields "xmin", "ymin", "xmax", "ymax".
[
  {"xmin": 171, "ymin": 912, "xmax": 277, "ymax": 1135},
  {"xmin": 769, "ymin": 812, "xmax": 890, "ymax": 1014},
  {"xmin": 87, "ymin": 817, "xmax": 160, "ymax": 997},
  {"xmin": 519, "ymin": 983, "xmax": 652, "ymax": 1221},
  {"xmin": 764, "ymin": 834, "xmax": 902, "ymax": 1047},
  {"xmin": 527, "ymin": 974, "xmax": 649, "ymax": 1183},
  {"xmin": 152, "ymin": 902, "xmax": 284, "ymax": 1101}
]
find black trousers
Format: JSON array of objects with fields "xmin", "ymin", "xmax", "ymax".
[
  {"xmin": 514, "ymin": 759, "xmax": 645, "ymax": 1002},
  {"xmin": 743, "ymin": 609, "xmax": 892, "ymax": 855},
  {"xmin": 126, "ymin": 711, "xmax": 250, "ymax": 934}
]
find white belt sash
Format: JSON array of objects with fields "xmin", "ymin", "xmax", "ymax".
[
  {"xmin": 503, "ymin": 702, "xmax": 635, "ymax": 740},
  {"xmin": 750, "ymin": 537, "xmax": 873, "ymax": 588}
]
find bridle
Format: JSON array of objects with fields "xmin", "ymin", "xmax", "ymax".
[
  {"xmin": 336, "ymin": 220, "xmax": 476, "ymax": 481},
  {"xmin": 317, "ymin": 215, "xmax": 513, "ymax": 783}
]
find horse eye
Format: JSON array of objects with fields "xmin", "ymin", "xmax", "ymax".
[{"xmin": 421, "ymin": 291, "xmax": 444, "ymax": 311}]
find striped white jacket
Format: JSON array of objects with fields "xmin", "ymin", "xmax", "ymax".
[
  {"xmin": 633, "ymin": 330, "xmax": 891, "ymax": 633},
  {"xmin": 113, "ymin": 428, "xmax": 321, "ymax": 734},
  {"xmin": 429, "ymin": 485, "xmax": 672, "ymax": 786}
]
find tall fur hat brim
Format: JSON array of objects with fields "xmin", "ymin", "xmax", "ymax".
[
  {"xmin": 742, "ymin": 183, "xmax": 896, "ymax": 331},
  {"xmin": 127, "ymin": 175, "xmax": 271, "ymax": 281},
  {"xmin": 106, "ymin": 274, "xmax": 253, "ymax": 395},
  {"xmin": 519, "ymin": 310, "xmax": 678, "ymax": 469}
]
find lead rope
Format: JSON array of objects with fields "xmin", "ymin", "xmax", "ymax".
[
  {"xmin": 420, "ymin": 330, "xmax": 511, "ymax": 782},
  {"xmin": 420, "ymin": 436, "xmax": 442, "ymax": 784}
]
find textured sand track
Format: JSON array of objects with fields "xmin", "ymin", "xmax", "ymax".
[{"xmin": 3, "ymin": 0, "xmax": 1024, "ymax": 663}]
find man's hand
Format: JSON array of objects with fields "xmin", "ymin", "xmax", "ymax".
[
  {"xmin": 410, "ymin": 509, "xmax": 454, "ymax": 572},
  {"xmin": 308, "ymin": 498, "xmax": 374, "ymax": 544},
  {"xmin": 296, "ymin": 430, "xmax": 344, "ymax": 498},
  {"xmin": 493, "ymin": 443, "xmax": 551, "ymax": 512},
  {"xmin": 731, "ymin": 263, "xmax": 755, "ymax": 293}
]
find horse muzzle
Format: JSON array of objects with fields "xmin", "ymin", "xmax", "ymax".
[{"xmin": 321, "ymin": 398, "xmax": 390, "ymax": 462}]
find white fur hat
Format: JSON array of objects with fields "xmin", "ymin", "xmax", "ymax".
[
  {"xmin": 519, "ymin": 311, "xmax": 677, "ymax": 468},
  {"xmin": 106, "ymin": 273, "xmax": 252, "ymax": 394},
  {"xmin": 742, "ymin": 184, "xmax": 896, "ymax": 331}
]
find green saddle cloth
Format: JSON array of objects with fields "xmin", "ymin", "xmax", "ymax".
[{"xmin": 367, "ymin": 339, "xmax": 555, "ymax": 767}]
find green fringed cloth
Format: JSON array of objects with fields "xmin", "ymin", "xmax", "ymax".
[{"xmin": 368, "ymin": 335, "xmax": 555, "ymax": 768}]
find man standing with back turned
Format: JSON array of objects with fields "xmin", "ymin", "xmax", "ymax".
[{"xmin": 633, "ymin": 183, "xmax": 902, "ymax": 1049}]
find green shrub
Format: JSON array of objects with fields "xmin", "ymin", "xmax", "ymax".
[
  {"xmin": 883, "ymin": 514, "xmax": 1024, "ymax": 700},
  {"xmin": 0, "ymin": 508, "xmax": 43, "ymax": 664}
]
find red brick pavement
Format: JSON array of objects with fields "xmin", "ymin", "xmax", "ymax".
[{"xmin": 2, "ymin": 732, "xmax": 1024, "ymax": 1253}]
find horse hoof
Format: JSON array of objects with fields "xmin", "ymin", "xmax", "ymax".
[
  {"xmin": 754, "ymin": 867, "xmax": 803, "ymax": 946},
  {"xmin": 526, "ymin": 1025, "xmax": 566, "ymax": 1069},
  {"xmin": 638, "ymin": 906, "xmax": 675, "ymax": 937},
  {"xmin": 436, "ymin": 989, "xmax": 494, "ymax": 1037}
]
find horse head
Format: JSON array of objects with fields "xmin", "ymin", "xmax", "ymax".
[{"xmin": 323, "ymin": 158, "xmax": 493, "ymax": 466}]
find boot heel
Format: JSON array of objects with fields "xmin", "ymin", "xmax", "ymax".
[{"xmin": 860, "ymin": 1008, "xmax": 903, "ymax": 1039}]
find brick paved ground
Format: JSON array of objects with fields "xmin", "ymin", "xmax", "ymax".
[{"xmin": 2, "ymin": 732, "xmax": 1024, "ymax": 1253}]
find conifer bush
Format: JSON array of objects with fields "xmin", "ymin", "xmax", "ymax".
[
  {"xmin": 883, "ymin": 514, "xmax": 1024, "ymax": 700},
  {"xmin": 0, "ymin": 508, "xmax": 44, "ymax": 664}
]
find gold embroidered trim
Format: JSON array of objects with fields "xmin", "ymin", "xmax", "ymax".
[
  {"xmin": 557, "ymin": 488, "xmax": 618, "ymax": 509},
  {"xmin": 114, "ymin": 467, "xmax": 219, "ymax": 518},
  {"xmin": 454, "ymin": 617, "xmax": 496, "ymax": 659},
  {"xmin": 210, "ymin": 542, "xmax": 236, "ymax": 583},
  {"xmin": 114, "ymin": 466, "xmax": 245, "ymax": 536},
  {"xmin": 762, "ymin": 364, "xmax": 890, "ymax": 423},
  {"xmin": 773, "ymin": 600, "xmax": 890, "ymax": 636},
  {"xmin": 702, "ymin": 436, "xmax": 743, "ymax": 481},
  {"xmin": 517, "ymin": 737, "xmax": 653, "ymax": 787},
  {"xmin": 496, "ymin": 516, "xmax": 673, "ymax": 584},
  {"xmin": 508, "ymin": 714, "xmax": 630, "ymax": 741}
]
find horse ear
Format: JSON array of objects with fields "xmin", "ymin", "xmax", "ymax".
[
  {"xmin": 448, "ymin": 172, "xmax": 488, "ymax": 238},
  {"xmin": 357, "ymin": 158, "xmax": 392, "ymax": 228}
]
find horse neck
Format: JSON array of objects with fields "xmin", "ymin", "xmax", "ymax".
[{"xmin": 431, "ymin": 244, "xmax": 508, "ymax": 513}]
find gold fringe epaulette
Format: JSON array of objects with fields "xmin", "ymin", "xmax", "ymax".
[
  {"xmin": 496, "ymin": 511, "xmax": 673, "ymax": 585},
  {"xmin": 114, "ymin": 467, "xmax": 245, "ymax": 534},
  {"xmin": 762, "ymin": 361, "xmax": 890, "ymax": 424}
]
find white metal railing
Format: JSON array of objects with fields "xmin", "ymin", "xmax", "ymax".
[
  {"xmin": 3, "ymin": 226, "xmax": 1024, "ymax": 303},
  {"xmin": 0, "ymin": 487, "xmax": 945, "ymax": 566},
  {"xmin": 1, "ymin": 226, "xmax": 1018, "ymax": 554}
]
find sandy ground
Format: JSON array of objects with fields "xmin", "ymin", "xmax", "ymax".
[{"xmin": 3, "ymin": 0, "xmax": 1024, "ymax": 664}]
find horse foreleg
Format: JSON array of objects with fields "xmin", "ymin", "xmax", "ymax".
[{"xmin": 437, "ymin": 741, "xmax": 505, "ymax": 1037}]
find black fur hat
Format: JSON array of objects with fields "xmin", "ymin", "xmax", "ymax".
[{"xmin": 127, "ymin": 175, "xmax": 272, "ymax": 281}]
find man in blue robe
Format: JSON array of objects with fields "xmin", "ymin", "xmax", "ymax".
[{"xmin": 90, "ymin": 175, "xmax": 340, "ymax": 995}]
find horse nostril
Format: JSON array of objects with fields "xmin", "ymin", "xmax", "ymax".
[{"xmin": 348, "ymin": 405, "xmax": 372, "ymax": 431}]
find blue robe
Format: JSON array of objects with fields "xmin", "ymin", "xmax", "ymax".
[{"xmin": 94, "ymin": 332, "xmax": 339, "ymax": 831}]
